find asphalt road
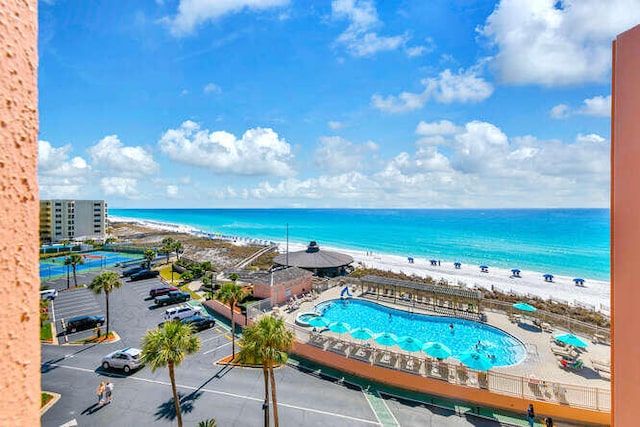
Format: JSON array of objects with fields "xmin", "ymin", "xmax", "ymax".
[{"xmin": 41, "ymin": 267, "xmax": 504, "ymax": 426}]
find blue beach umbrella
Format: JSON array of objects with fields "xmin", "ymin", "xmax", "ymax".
[
  {"xmin": 350, "ymin": 327, "xmax": 375, "ymax": 341},
  {"xmin": 554, "ymin": 333, "xmax": 588, "ymax": 349},
  {"xmin": 573, "ymin": 278, "xmax": 585, "ymax": 286},
  {"xmin": 328, "ymin": 321, "xmax": 351, "ymax": 334},
  {"xmin": 308, "ymin": 316, "xmax": 330, "ymax": 328},
  {"xmin": 512, "ymin": 302, "xmax": 537, "ymax": 312},
  {"xmin": 375, "ymin": 332, "xmax": 398, "ymax": 347},
  {"xmin": 423, "ymin": 342, "xmax": 452, "ymax": 359},
  {"xmin": 457, "ymin": 351, "xmax": 494, "ymax": 371},
  {"xmin": 397, "ymin": 336, "xmax": 424, "ymax": 353}
]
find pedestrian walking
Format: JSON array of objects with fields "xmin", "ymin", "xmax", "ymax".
[
  {"xmin": 545, "ymin": 417, "xmax": 554, "ymax": 427},
  {"xmin": 96, "ymin": 381, "xmax": 105, "ymax": 404},
  {"xmin": 105, "ymin": 381, "xmax": 114, "ymax": 403},
  {"xmin": 526, "ymin": 403, "xmax": 535, "ymax": 427}
]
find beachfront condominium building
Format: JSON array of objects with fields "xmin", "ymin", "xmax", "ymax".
[{"xmin": 39, "ymin": 199, "xmax": 108, "ymax": 243}]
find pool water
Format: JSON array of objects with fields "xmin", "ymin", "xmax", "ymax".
[
  {"xmin": 298, "ymin": 313, "xmax": 318, "ymax": 323},
  {"xmin": 314, "ymin": 299, "xmax": 526, "ymax": 366}
]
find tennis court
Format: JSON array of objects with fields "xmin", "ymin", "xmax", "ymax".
[{"xmin": 40, "ymin": 250, "xmax": 143, "ymax": 280}]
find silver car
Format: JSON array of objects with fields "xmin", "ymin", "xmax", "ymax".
[{"xmin": 101, "ymin": 347, "xmax": 143, "ymax": 373}]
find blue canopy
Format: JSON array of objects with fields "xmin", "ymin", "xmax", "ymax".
[
  {"xmin": 374, "ymin": 332, "xmax": 398, "ymax": 347},
  {"xmin": 511, "ymin": 269, "xmax": 521, "ymax": 273},
  {"xmin": 397, "ymin": 336, "xmax": 424, "ymax": 352},
  {"xmin": 573, "ymin": 278, "xmax": 585, "ymax": 283},
  {"xmin": 457, "ymin": 351, "xmax": 494, "ymax": 371},
  {"xmin": 350, "ymin": 327, "xmax": 375, "ymax": 341},
  {"xmin": 422, "ymin": 342, "xmax": 452, "ymax": 359},
  {"xmin": 479, "ymin": 265, "xmax": 488, "ymax": 269},
  {"xmin": 328, "ymin": 321, "xmax": 351, "ymax": 334},
  {"xmin": 513, "ymin": 302, "xmax": 537, "ymax": 312},
  {"xmin": 543, "ymin": 273, "xmax": 554, "ymax": 278},
  {"xmin": 554, "ymin": 333, "xmax": 588, "ymax": 348}
]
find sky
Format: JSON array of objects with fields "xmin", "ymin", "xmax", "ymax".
[{"xmin": 37, "ymin": 0, "xmax": 638, "ymax": 209}]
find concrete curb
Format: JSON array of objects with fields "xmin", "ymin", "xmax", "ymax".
[{"xmin": 40, "ymin": 391, "xmax": 61, "ymax": 415}]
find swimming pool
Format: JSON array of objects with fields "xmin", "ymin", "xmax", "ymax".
[
  {"xmin": 40, "ymin": 251, "xmax": 143, "ymax": 279},
  {"xmin": 314, "ymin": 299, "xmax": 526, "ymax": 366}
]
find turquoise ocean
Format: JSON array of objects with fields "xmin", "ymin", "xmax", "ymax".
[{"xmin": 110, "ymin": 209, "xmax": 610, "ymax": 282}]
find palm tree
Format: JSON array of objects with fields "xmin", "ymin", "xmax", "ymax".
[
  {"xmin": 141, "ymin": 321, "xmax": 201, "ymax": 427},
  {"xmin": 173, "ymin": 241, "xmax": 183, "ymax": 260},
  {"xmin": 88, "ymin": 271, "xmax": 122, "ymax": 337},
  {"xmin": 197, "ymin": 419, "xmax": 217, "ymax": 427},
  {"xmin": 67, "ymin": 253, "xmax": 84, "ymax": 287},
  {"xmin": 143, "ymin": 249, "xmax": 155, "ymax": 269},
  {"xmin": 239, "ymin": 316, "xmax": 294, "ymax": 427},
  {"xmin": 161, "ymin": 237, "xmax": 175, "ymax": 264},
  {"xmin": 215, "ymin": 282, "xmax": 245, "ymax": 361}
]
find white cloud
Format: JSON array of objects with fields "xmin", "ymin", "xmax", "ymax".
[
  {"xmin": 87, "ymin": 135, "xmax": 159, "ymax": 177},
  {"xmin": 550, "ymin": 95, "xmax": 611, "ymax": 119},
  {"xmin": 164, "ymin": 0, "xmax": 289, "ymax": 36},
  {"xmin": 328, "ymin": 120, "xmax": 348, "ymax": 130},
  {"xmin": 180, "ymin": 89, "xmax": 189, "ymax": 96},
  {"xmin": 313, "ymin": 136, "xmax": 378, "ymax": 174},
  {"xmin": 203, "ymin": 82, "xmax": 221, "ymax": 94},
  {"xmin": 232, "ymin": 119, "xmax": 609, "ymax": 208},
  {"xmin": 332, "ymin": 0, "xmax": 409, "ymax": 57},
  {"xmin": 372, "ymin": 68, "xmax": 493, "ymax": 113},
  {"xmin": 479, "ymin": 0, "xmax": 640, "ymax": 86},
  {"xmin": 38, "ymin": 140, "xmax": 90, "ymax": 177},
  {"xmin": 100, "ymin": 177, "xmax": 139, "ymax": 198},
  {"xmin": 415, "ymin": 120, "xmax": 460, "ymax": 136},
  {"xmin": 158, "ymin": 120, "xmax": 295, "ymax": 176},
  {"xmin": 166, "ymin": 185, "xmax": 180, "ymax": 198}
]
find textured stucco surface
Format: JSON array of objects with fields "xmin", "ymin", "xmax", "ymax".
[
  {"xmin": 612, "ymin": 24, "xmax": 640, "ymax": 427},
  {"xmin": 0, "ymin": 1, "xmax": 40, "ymax": 425}
]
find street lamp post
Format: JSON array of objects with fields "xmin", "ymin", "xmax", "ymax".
[{"xmin": 262, "ymin": 400, "xmax": 269, "ymax": 427}]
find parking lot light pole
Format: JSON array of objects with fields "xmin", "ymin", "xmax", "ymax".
[{"xmin": 263, "ymin": 400, "xmax": 269, "ymax": 427}]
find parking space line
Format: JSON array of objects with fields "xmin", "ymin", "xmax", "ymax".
[
  {"xmin": 200, "ymin": 333, "xmax": 225, "ymax": 344},
  {"xmin": 56, "ymin": 307, "xmax": 101, "ymax": 317},
  {"xmin": 203, "ymin": 341, "xmax": 231, "ymax": 355},
  {"xmin": 54, "ymin": 302, "xmax": 99, "ymax": 310},
  {"xmin": 45, "ymin": 364, "xmax": 380, "ymax": 425}
]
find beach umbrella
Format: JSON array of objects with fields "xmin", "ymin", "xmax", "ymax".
[
  {"xmin": 511, "ymin": 269, "xmax": 521, "ymax": 276},
  {"xmin": 308, "ymin": 316, "xmax": 331, "ymax": 328},
  {"xmin": 554, "ymin": 333, "xmax": 588, "ymax": 349},
  {"xmin": 512, "ymin": 302, "xmax": 537, "ymax": 312},
  {"xmin": 543, "ymin": 273, "xmax": 554, "ymax": 281},
  {"xmin": 374, "ymin": 332, "xmax": 398, "ymax": 347},
  {"xmin": 457, "ymin": 351, "xmax": 494, "ymax": 371},
  {"xmin": 573, "ymin": 278, "xmax": 585, "ymax": 286},
  {"xmin": 397, "ymin": 336, "xmax": 424, "ymax": 353},
  {"xmin": 350, "ymin": 327, "xmax": 375, "ymax": 341},
  {"xmin": 328, "ymin": 321, "xmax": 351, "ymax": 334},
  {"xmin": 422, "ymin": 342, "xmax": 452, "ymax": 359}
]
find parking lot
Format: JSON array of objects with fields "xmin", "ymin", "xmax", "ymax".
[{"xmin": 41, "ymin": 267, "xmax": 507, "ymax": 426}]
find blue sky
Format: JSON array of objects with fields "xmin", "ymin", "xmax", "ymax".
[{"xmin": 37, "ymin": 0, "xmax": 637, "ymax": 208}]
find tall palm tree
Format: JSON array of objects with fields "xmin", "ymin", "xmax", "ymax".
[
  {"xmin": 141, "ymin": 321, "xmax": 201, "ymax": 427},
  {"xmin": 238, "ymin": 316, "xmax": 294, "ymax": 427},
  {"xmin": 143, "ymin": 249, "xmax": 155, "ymax": 269},
  {"xmin": 161, "ymin": 237, "xmax": 175, "ymax": 264},
  {"xmin": 173, "ymin": 241, "xmax": 183, "ymax": 260},
  {"xmin": 67, "ymin": 253, "xmax": 84, "ymax": 287},
  {"xmin": 88, "ymin": 271, "xmax": 122, "ymax": 337},
  {"xmin": 215, "ymin": 282, "xmax": 245, "ymax": 361},
  {"xmin": 197, "ymin": 419, "xmax": 217, "ymax": 427}
]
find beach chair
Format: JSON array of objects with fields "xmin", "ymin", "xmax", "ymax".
[
  {"xmin": 400, "ymin": 356, "xmax": 422, "ymax": 374},
  {"xmin": 350, "ymin": 345, "xmax": 373, "ymax": 363},
  {"xmin": 591, "ymin": 358, "xmax": 611, "ymax": 375},
  {"xmin": 328, "ymin": 340, "xmax": 350, "ymax": 356},
  {"xmin": 374, "ymin": 351, "xmax": 396, "ymax": 368},
  {"xmin": 560, "ymin": 359, "xmax": 583, "ymax": 370},
  {"xmin": 541, "ymin": 322, "xmax": 553, "ymax": 333},
  {"xmin": 551, "ymin": 345, "xmax": 574, "ymax": 360}
]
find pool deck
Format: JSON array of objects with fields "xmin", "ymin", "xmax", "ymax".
[{"xmin": 280, "ymin": 285, "xmax": 610, "ymax": 398}]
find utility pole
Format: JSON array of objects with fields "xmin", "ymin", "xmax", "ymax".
[{"xmin": 286, "ymin": 223, "xmax": 289, "ymax": 267}]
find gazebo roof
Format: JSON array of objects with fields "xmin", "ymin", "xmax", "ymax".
[{"xmin": 273, "ymin": 241, "xmax": 354, "ymax": 269}]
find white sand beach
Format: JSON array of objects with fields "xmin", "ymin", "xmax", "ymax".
[{"xmin": 110, "ymin": 216, "xmax": 610, "ymax": 313}]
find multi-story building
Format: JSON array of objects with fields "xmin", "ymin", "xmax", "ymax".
[{"xmin": 39, "ymin": 199, "xmax": 108, "ymax": 243}]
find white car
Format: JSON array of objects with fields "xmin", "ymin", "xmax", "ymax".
[
  {"xmin": 163, "ymin": 305, "xmax": 202, "ymax": 322},
  {"xmin": 101, "ymin": 347, "xmax": 143, "ymax": 373},
  {"xmin": 40, "ymin": 289, "xmax": 58, "ymax": 300}
]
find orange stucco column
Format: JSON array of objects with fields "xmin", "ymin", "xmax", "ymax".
[
  {"xmin": 611, "ymin": 24, "xmax": 640, "ymax": 427},
  {"xmin": 0, "ymin": 0, "xmax": 40, "ymax": 425}
]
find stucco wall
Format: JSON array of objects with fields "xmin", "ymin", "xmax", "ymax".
[
  {"xmin": 0, "ymin": 0, "xmax": 40, "ymax": 425},
  {"xmin": 611, "ymin": 24, "xmax": 640, "ymax": 427}
]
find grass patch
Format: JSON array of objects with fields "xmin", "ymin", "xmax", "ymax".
[
  {"xmin": 41, "ymin": 392, "xmax": 54, "ymax": 407},
  {"xmin": 159, "ymin": 265, "xmax": 179, "ymax": 284},
  {"xmin": 178, "ymin": 284, "xmax": 201, "ymax": 301},
  {"xmin": 73, "ymin": 331, "xmax": 116, "ymax": 344},
  {"xmin": 40, "ymin": 323, "xmax": 53, "ymax": 342}
]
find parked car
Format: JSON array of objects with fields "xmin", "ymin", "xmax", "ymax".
[
  {"xmin": 129, "ymin": 269, "xmax": 160, "ymax": 281},
  {"xmin": 149, "ymin": 285, "xmax": 179, "ymax": 298},
  {"xmin": 101, "ymin": 347, "xmax": 143, "ymax": 373},
  {"xmin": 181, "ymin": 315, "xmax": 215, "ymax": 332},
  {"xmin": 154, "ymin": 290, "xmax": 191, "ymax": 306},
  {"xmin": 66, "ymin": 315, "xmax": 104, "ymax": 334},
  {"xmin": 122, "ymin": 265, "xmax": 144, "ymax": 277},
  {"xmin": 163, "ymin": 305, "xmax": 202, "ymax": 321},
  {"xmin": 40, "ymin": 289, "xmax": 58, "ymax": 300}
]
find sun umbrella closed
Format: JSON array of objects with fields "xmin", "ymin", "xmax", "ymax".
[
  {"xmin": 422, "ymin": 342, "xmax": 452, "ymax": 359},
  {"xmin": 397, "ymin": 336, "xmax": 423, "ymax": 353},
  {"xmin": 350, "ymin": 327, "xmax": 375, "ymax": 341},
  {"xmin": 554, "ymin": 333, "xmax": 588, "ymax": 348},
  {"xmin": 375, "ymin": 332, "xmax": 398, "ymax": 347},
  {"xmin": 457, "ymin": 351, "xmax": 494, "ymax": 371}
]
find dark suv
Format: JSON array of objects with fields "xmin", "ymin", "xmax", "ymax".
[
  {"xmin": 129, "ymin": 269, "xmax": 160, "ymax": 281},
  {"xmin": 66, "ymin": 315, "xmax": 105, "ymax": 334}
]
